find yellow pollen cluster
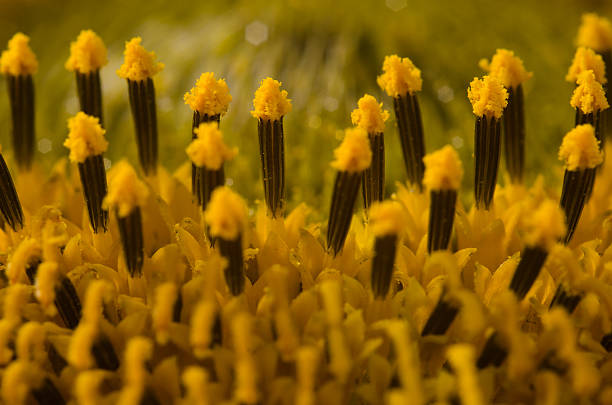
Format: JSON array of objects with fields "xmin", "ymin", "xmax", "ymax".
[
  {"xmin": 480, "ymin": 48, "xmax": 533, "ymax": 88},
  {"xmin": 377, "ymin": 54, "xmax": 422, "ymax": 97},
  {"xmin": 330, "ymin": 127, "xmax": 372, "ymax": 173},
  {"xmin": 63, "ymin": 112, "xmax": 108, "ymax": 163},
  {"xmin": 104, "ymin": 161, "xmax": 149, "ymax": 217},
  {"xmin": 204, "ymin": 186, "xmax": 248, "ymax": 240},
  {"xmin": 65, "ymin": 30, "xmax": 108, "ymax": 74},
  {"xmin": 251, "ymin": 77, "xmax": 292, "ymax": 121},
  {"xmin": 0, "ymin": 32, "xmax": 38, "ymax": 76},
  {"xmin": 184, "ymin": 72, "xmax": 232, "ymax": 116},
  {"xmin": 558, "ymin": 124, "xmax": 603, "ymax": 170},
  {"xmin": 186, "ymin": 123, "xmax": 237, "ymax": 170},
  {"xmin": 350, "ymin": 94, "xmax": 389, "ymax": 134},
  {"xmin": 570, "ymin": 70, "xmax": 610, "ymax": 113},
  {"xmin": 522, "ymin": 200, "xmax": 566, "ymax": 249},
  {"xmin": 422, "ymin": 145, "xmax": 464, "ymax": 191},
  {"xmin": 576, "ymin": 13, "xmax": 612, "ymax": 52},
  {"xmin": 467, "ymin": 75, "xmax": 508, "ymax": 119},
  {"xmin": 566, "ymin": 47, "xmax": 607, "ymax": 84},
  {"xmin": 117, "ymin": 37, "xmax": 164, "ymax": 81},
  {"xmin": 368, "ymin": 200, "xmax": 408, "ymax": 236}
]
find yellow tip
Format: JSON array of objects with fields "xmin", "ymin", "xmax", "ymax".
[
  {"xmin": 104, "ymin": 161, "xmax": 149, "ymax": 217},
  {"xmin": 8, "ymin": 239, "xmax": 41, "ymax": 284},
  {"xmin": 481, "ymin": 49, "xmax": 532, "ymax": 88},
  {"xmin": 377, "ymin": 54, "xmax": 422, "ymax": 97},
  {"xmin": 0, "ymin": 33, "xmax": 38, "ymax": 76},
  {"xmin": 577, "ymin": 13, "xmax": 612, "ymax": 52},
  {"xmin": 423, "ymin": 145, "xmax": 464, "ymax": 190},
  {"xmin": 368, "ymin": 200, "xmax": 408, "ymax": 236},
  {"xmin": 467, "ymin": 75, "xmax": 508, "ymax": 119},
  {"xmin": 152, "ymin": 282, "xmax": 177, "ymax": 345},
  {"xmin": 570, "ymin": 70, "xmax": 610, "ymax": 114},
  {"xmin": 65, "ymin": 30, "xmax": 108, "ymax": 74},
  {"xmin": 184, "ymin": 72, "xmax": 232, "ymax": 116},
  {"xmin": 350, "ymin": 94, "xmax": 389, "ymax": 134},
  {"xmin": 68, "ymin": 323, "xmax": 97, "ymax": 370},
  {"xmin": 558, "ymin": 124, "xmax": 603, "ymax": 170},
  {"xmin": 35, "ymin": 261, "xmax": 59, "ymax": 310},
  {"xmin": 330, "ymin": 127, "xmax": 372, "ymax": 173},
  {"xmin": 116, "ymin": 37, "xmax": 164, "ymax": 81},
  {"xmin": 251, "ymin": 77, "xmax": 292, "ymax": 121},
  {"xmin": 566, "ymin": 47, "xmax": 607, "ymax": 84},
  {"xmin": 64, "ymin": 112, "xmax": 108, "ymax": 163},
  {"xmin": 523, "ymin": 200, "xmax": 566, "ymax": 249},
  {"xmin": 204, "ymin": 186, "xmax": 248, "ymax": 240},
  {"xmin": 16, "ymin": 322, "xmax": 44, "ymax": 362},
  {"xmin": 186, "ymin": 123, "xmax": 237, "ymax": 170}
]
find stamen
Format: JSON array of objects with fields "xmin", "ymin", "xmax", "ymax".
[
  {"xmin": 8, "ymin": 239, "xmax": 40, "ymax": 284},
  {"xmin": 476, "ymin": 332, "xmax": 507, "ymax": 369},
  {"xmin": 251, "ymin": 77, "xmax": 292, "ymax": 217},
  {"xmin": 181, "ymin": 366, "xmax": 210, "ymax": 405},
  {"xmin": 35, "ymin": 262, "xmax": 82, "ymax": 329},
  {"xmin": 421, "ymin": 296, "xmax": 459, "ymax": 336},
  {"xmin": 74, "ymin": 370, "xmax": 108, "ymax": 405},
  {"xmin": 64, "ymin": 112, "xmax": 109, "ymax": 233},
  {"xmin": 190, "ymin": 300, "xmax": 217, "ymax": 357},
  {"xmin": 423, "ymin": 145, "xmax": 463, "ymax": 252},
  {"xmin": 65, "ymin": 30, "xmax": 108, "ymax": 124},
  {"xmin": 368, "ymin": 201, "xmax": 406, "ymax": 298},
  {"xmin": 186, "ymin": 123, "xmax": 236, "ymax": 210},
  {"xmin": 0, "ymin": 33, "xmax": 38, "ymax": 169},
  {"xmin": 468, "ymin": 75, "xmax": 508, "ymax": 209},
  {"xmin": 351, "ymin": 94, "xmax": 389, "ymax": 209},
  {"xmin": 117, "ymin": 37, "xmax": 164, "ymax": 175},
  {"xmin": 558, "ymin": 124, "xmax": 602, "ymax": 243},
  {"xmin": 549, "ymin": 284, "xmax": 582, "ymax": 313},
  {"xmin": 204, "ymin": 186, "xmax": 248, "ymax": 295},
  {"xmin": 446, "ymin": 344, "xmax": 485, "ymax": 405},
  {"xmin": 152, "ymin": 282, "xmax": 177, "ymax": 345},
  {"xmin": 295, "ymin": 346, "xmax": 320, "ymax": 405},
  {"xmin": 232, "ymin": 312, "xmax": 259, "ymax": 403},
  {"xmin": 571, "ymin": 70, "xmax": 609, "ymax": 144},
  {"xmin": 566, "ymin": 47, "xmax": 607, "ymax": 84},
  {"xmin": 327, "ymin": 127, "xmax": 372, "ymax": 255},
  {"xmin": 0, "ymin": 150, "xmax": 24, "ymax": 231},
  {"xmin": 377, "ymin": 55, "xmax": 425, "ymax": 190},
  {"xmin": 15, "ymin": 322, "xmax": 44, "ymax": 362},
  {"xmin": 118, "ymin": 336, "xmax": 158, "ymax": 405},
  {"xmin": 104, "ymin": 162, "xmax": 148, "ymax": 277}
]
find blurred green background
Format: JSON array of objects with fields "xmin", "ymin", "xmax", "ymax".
[{"xmin": 0, "ymin": 0, "xmax": 611, "ymax": 214}]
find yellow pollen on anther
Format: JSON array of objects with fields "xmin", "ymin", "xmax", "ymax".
[
  {"xmin": 576, "ymin": 13, "xmax": 612, "ymax": 53},
  {"xmin": 65, "ymin": 30, "xmax": 108, "ymax": 74},
  {"xmin": 0, "ymin": 33, "xmax": 38, "ymax": 76},
  {"xmin": 251, "ymin": 77, "xmax": 292, "ymax": 121},
  {"xmin": 116, "ymin": 37, "xmax": 164, "ymax": 81},
  {"xmin": 204, "ymin": 186, "xmax": 248, "ymax": 241},
  {"xmin": 467, "ymin": 75, "xmax": 509, "ymax": 119},
  {"xmin": 566, "ymin": 47, "xmax": 607, "ymax": 84},
  {"xmin": 184, "ymin": 72, "xmax": 232, "ymax": 116},
  {"xmin": 480, "ymin": 49, "xmax": 532, "ymax": 88},
  {"xmin": 351, "ymin": 94, "xmax": 389, "ymax": 134},
  {"xmin": 558, "ymin": 124, "xmax": 603, "ymax": 170},
  {"xmin": 104, "ymin": 161, "xmax": 149, "ymax": 217},
  {"xmin": 152, "ymin": 282, "xmax": 177, "ymax": 345},
  {"xmin": 368, "ymin": 200, "xmax": 408, "ymax": 237},
  {"xmin": 330, "ymin": 127, "xmax": 372, "ymax": 173},
  {"xmin": 187, "ymin": 123, "xmax": 237, "ymax": 170},
  {"xmin": 423, "ymin": 145, "xmax": 464, "ymax": 191},
  {"xmin": 64, "ymin": 112, "xmax": 108, "ymax": 163},
  {"xmin": 377, "ymin": 54, "xmax": 422, "ymax": 97},
  {"xmin": 570, "ymin": 70, "xmax": 610, "ymax": 114},
  {"xmin": 523, "ymin": 200, "xmax": 566, "ymax": 250}
]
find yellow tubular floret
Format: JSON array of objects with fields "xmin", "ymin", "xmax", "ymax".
[
  {"xmin": 15, "ymin": 322, "xmax": 44, "ymax": 362},
  {"xmin": 446, "ymin": 344, "xmax": 484, "ymax": 405},
  {"xmin": 566, "ymin": 47, "xmax": 607, "ymax": 84},
  {"xmin": 377, "ymin": 54, "xmax": 422, "ymax": 97},
  {"xmin": 0, "ymin": 32, "xmax": 38, "ymax": 76},
  {"xmin": 558, "ymin": 124, "xmax": 603, "ymax": 170},
  {"xmin": 3, "ymin": 285, "xmax": 30, "ymax": 324},
  {"xmin": 480, "ymin": 49, "xmax": 532, "ymax": 88},
  {"xmin": 467, "ymin": 75, "xmax": 509, "ymax": 119},
  {"xmin": 116, "ymin": 37, "xmax": 164, "ymax": 81},
  {"xmin": 82, "ymin": 280, "xmax": 111, "ymax": 324},
  {"xmin": 576, "ymin": 13, "xmax": 612, "ymax": 52},
  {"xmin": 190, "ymin": 301, "xmax": 216, "ymax": 358},
  {"xmin": 330, "ymin": 127, "xmax": 372, "ymax": 173},
  {"xmin": 182, "ymin": 366, "xmax": 210, "ymax": 405},
  {"xmin": 204, "ymin": 186, "xmax": 248, "ymax": 240},
  {"xmin": 523, "ymin": 200, "xmax": 566, "ymax": 249},
  {"xmin": 187, "ymin": 123, "xmax": 237, "ymax": 170},
  {"xmin": 570, "ymin": 70, "xmax": 610, "ymax": 114},
  {"xmin": 104, "ymin": 161, "xmax": 149, "ymax": 217},
  {"xmin": 152, "ymin": 282, "xmax": 177, "ymax": 345},
  {"xmin": 251, "ymin": 77, "xmax": 292, "ymax": 121},
  {"xmin": 8, "ymin": 239, "xmax": 41, "ymax": 284},
  {"xmin": 68, "ymin": 323, "xmax": 97, "ymax": 370},
  {"xmin": 75, "ymin": 370, "xmax": 108, "ymax": 405},
  {"xmin": 423, "ymin": 145, "xmax": 464, "ymax": 190},
  {"xmin": 350, "ymin": 94, "xmax": 390, "ymax": 134},
  {"xmin": 64, "ymin": 112, "xmax": 108, "ymax": 163},
  {"xmin": 65, "ymin": 30, "xmax": 108, "ymax": 74},
  {"xmin": 184, "ymin": 72, "xmax": 232, "ymax": 116},
  {"xmin": 368, "ymin": 200, "xmax": 408, "ymax": 237}
]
